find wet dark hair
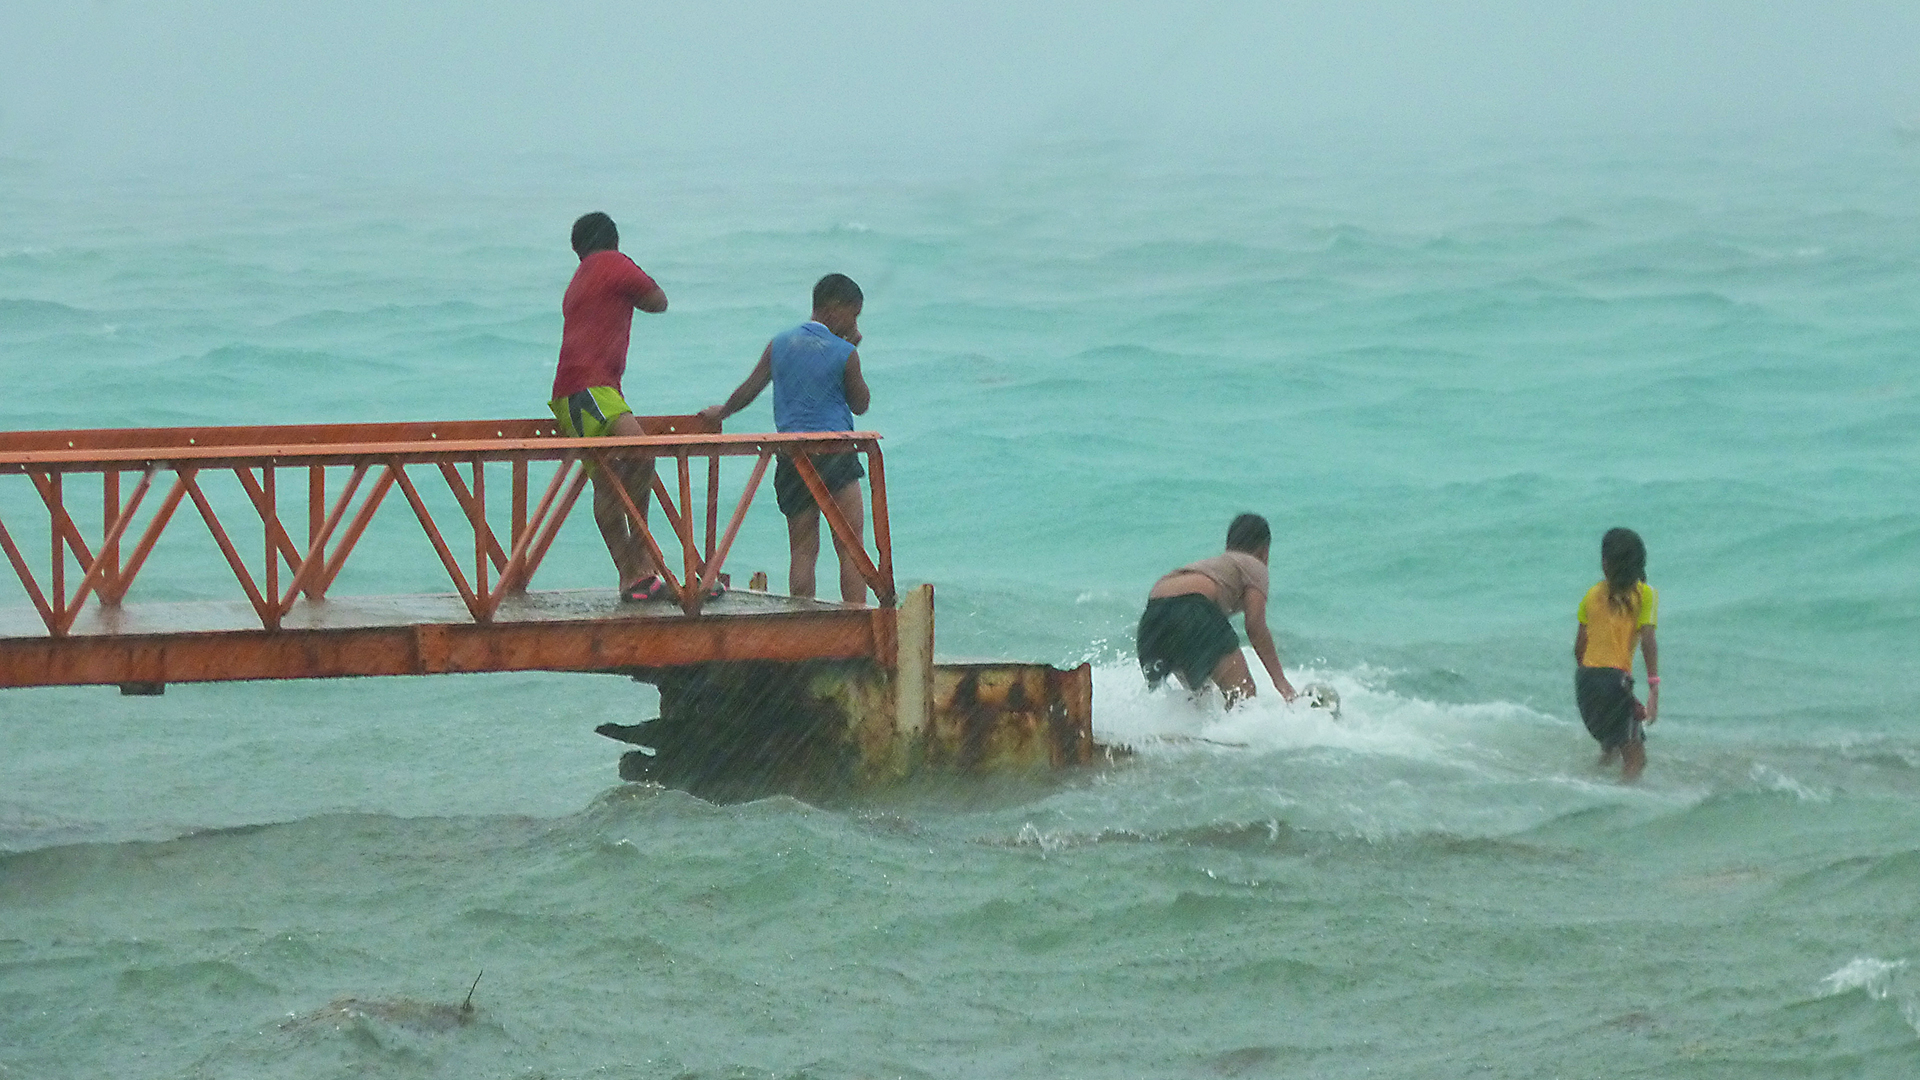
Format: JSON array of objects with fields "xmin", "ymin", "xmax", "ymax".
[
  {"xmin": 1226, "ymin": 513, "xmax": 1270, "ymax": 554},
  {"xmin": 812, "ymin": 273, "xmax": 863, "ymax": 310},
  {"xmin": 571, "ymin": 212, "xmax": 619, "ymax": 257},
  {"xmin": 1601, "ymin": 527, "xmax": 1648, "ymax": 615}
]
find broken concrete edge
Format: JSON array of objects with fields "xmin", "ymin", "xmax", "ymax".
[
  {"xmin": 601, "ymin": 584, "xmax": 1118, "ymax": 797},
  {"xmin": 605, "ymin": 657, "xmax": 1101, "ymax": 791}
]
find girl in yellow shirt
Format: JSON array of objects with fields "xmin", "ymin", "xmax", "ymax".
[{"xmin": 1574, "ymin": 528, "xmax": 1660, "ymax": 781}]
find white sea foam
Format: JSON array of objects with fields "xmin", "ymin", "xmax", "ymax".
[
  {"xmin": 1818, "ymin": 957, "xmax": 1920, "ymax": 1037},
  {"xmin": 1011, "ymin": 821, "xmax": 1069, "ymax": 856},
  {"xmin": 1090, "ymin": 650, "xmax": 1547, "ymax": 767},
  {"xmin": 1082, "ymin": 649, "xmax": 1706, "ymax": 843},
  {"xmin": 1819, "ymin": 957, "xmax": 1906, "ymax": 999},
  {"xmin": 1749, "ymin": 762, "xmax": 1829, "ymax": 803}
]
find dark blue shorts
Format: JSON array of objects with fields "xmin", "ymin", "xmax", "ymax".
[{"xmin": 773, "ymin": 451, "xmax": 865, "ymax": 518}]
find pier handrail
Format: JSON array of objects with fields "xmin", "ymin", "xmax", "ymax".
[{"xmin": 0, "ymin": 417, "xmax": 895, "ymax": 638}]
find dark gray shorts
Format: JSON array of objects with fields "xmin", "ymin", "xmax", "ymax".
[
  {"xmin": 1576, "ymin": 666, "xmax": 1643, "ymax": 751},
  {"xmin": 1138, "ymin": 594, "xmax": 1241, "ymax": 690}
]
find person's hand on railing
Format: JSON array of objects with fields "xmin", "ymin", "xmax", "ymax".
[{"xmin": 696, "ymin": 405, "xmax": 726, "ymax": 424}]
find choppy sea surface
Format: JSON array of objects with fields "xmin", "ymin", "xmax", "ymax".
[{"xmin": 3, "ymin": 133, "xmax": 1918, "ymax": 1078}]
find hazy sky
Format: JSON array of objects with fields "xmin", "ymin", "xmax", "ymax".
[{"xmin": 3, "ymin": 0, "xmax": 1917, "ymax": 172}]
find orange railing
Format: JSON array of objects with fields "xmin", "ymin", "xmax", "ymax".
[{"xmin": 0, "ymin": 417, "xmax": 894, "ymax": 637}]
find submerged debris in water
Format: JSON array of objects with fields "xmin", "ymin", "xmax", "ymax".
[
  {"xmin": 283, "ymin": 971, "xmax": 482, "ymax": 1034},
  {"xmin": 1301, "ymin": 681, "xmax": 1342, "ymax": 719}
]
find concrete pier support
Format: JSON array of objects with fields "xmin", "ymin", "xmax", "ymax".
[
  {"xmin": 929, "ymin": 662, "xmax": 1095, "ymax": 774},
  {"xmin": 604, "ymin": 585, "xmax": 1094, "ymax": 800}
]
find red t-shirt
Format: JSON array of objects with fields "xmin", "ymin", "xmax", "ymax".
[{"xmin": 551, "ymin": 250, "xmax": 660, "ymax": 399}]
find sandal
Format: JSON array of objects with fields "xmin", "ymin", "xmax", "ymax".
[{"xmin": 620, "ymin": 576, "xmax": 669, "ymax": 603}]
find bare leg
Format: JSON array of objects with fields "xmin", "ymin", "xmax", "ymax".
[
  {"xmin": 1209, "ymin": 649, "xmax": 1257, "ymax": 708},
  {"xmin": 787, "ymin": 507, "xmax": 820, "ymax": 599},
  {"xmin": 827, "ymin": 481, "xmax": 867, "ymax": 604},
  {"xmin": 1621, "ymin": 741, "xmax": 1646, "ymax": 782},
  {"xmin": 592, "ymin": 413, "xmax": 654, "ymax": 589}
]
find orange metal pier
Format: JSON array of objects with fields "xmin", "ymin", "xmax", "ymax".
[{"xmin": 0, "ymin": 416, "xmax": 899, "ymax": 691}]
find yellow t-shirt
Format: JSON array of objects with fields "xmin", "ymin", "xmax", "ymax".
[{"xmin": 1576, "ymin": 580, "xmax": 1657, "ymax": 672}]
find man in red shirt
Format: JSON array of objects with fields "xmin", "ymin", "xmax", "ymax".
[{"xmin": 549, "ymin": 212, "xmax": 671, "ymax": 600}]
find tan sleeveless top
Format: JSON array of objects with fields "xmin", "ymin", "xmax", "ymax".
[{"xmin": 1155, "ymin": 551, "xmax": 1269, "ymax": 616}]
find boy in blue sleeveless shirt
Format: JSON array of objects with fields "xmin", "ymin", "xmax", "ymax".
[{"xmin": 701, "ymin": 274, "xmax": 873, "ymax": 602}]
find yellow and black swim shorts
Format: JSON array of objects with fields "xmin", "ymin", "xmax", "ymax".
[
  {"xmin": 550, "ymin": 387, "xmax": 651, "ymax": 482},
  {"xmin": 549, "ymin": 386, "xmax": 633, "ymax": 438}
]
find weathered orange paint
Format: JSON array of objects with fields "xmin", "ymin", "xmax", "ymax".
[
  {"xmin": 0, "ymin": 607, "xmax": 888, "ymax": 688},
  {"xmin": 0, "ymin": 417, "xmax": 897, "ymax": 688}
]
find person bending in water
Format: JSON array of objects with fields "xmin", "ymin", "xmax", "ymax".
[
  {"xmin": 548, "ymin": 212, "xmax": 673, "ymax": 601},
  {"xmin": 1574, "ymin": 527, "xmax": 1660, "ymax": 781},
  {"xmin": 1138, "ymin": 513, "xmax": 1297, "ymax": 707},
  {"xmin": 700, "ymin": 274, "xmax": 872, "ymax": 602}
]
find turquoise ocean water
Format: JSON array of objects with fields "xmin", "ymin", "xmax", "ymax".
[{"xmin": 3, "ymin": 133, "xmax": 1919, "ymax": 1077}]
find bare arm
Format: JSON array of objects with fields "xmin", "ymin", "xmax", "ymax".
[
  {"xmin": 1241, "ymin": 589, "xmax": 1297, "ymax": 702},
  {"xmin": 1640, "ymin": 626, "xmax": 1659, "ymax": 724},
  {"xmin": 1573, "ymin": 624, "xmax": 1588, "ymax": 665},
  {"xmin": 843, "ymin": 351, "xmax": 871, "ymax": 416},
  {"xmin": 634, "ymin": 282, "xmax": 667, "ymax": 314},
  {"xmin": 699, "ymin": 344, "xmax": 773, "ymax": 423}
]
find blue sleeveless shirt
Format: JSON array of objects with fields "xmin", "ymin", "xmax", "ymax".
[{"xmin": 770, "ymin": 321, "xmax": 855, "ymax": 433}]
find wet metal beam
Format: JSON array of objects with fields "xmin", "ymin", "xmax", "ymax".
[{"xmin": 0, "ymin": 608, "xmax": 889, "ymax": 688}]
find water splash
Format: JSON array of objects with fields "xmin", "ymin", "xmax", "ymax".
[
  {"xmin": 1091, "ymin": 653, "xmax": 1548, "ymax": 765},
  {"xmin": 1819, "ymin": 956, "xmax": 1906, "ymax": 999},
  {"xmin": 1819, "ymin": 957, "xmax": 1920, "ymax": 1038}
]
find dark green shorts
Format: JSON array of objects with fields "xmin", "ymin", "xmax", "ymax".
[{"xmin": 1138, "ymin": 593, "xmax": 1240, "ymax": 690}]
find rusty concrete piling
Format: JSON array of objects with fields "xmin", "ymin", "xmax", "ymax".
[{"xmin": 602, "ymin": 585, "xmax": 1096, "ymax": 800}]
